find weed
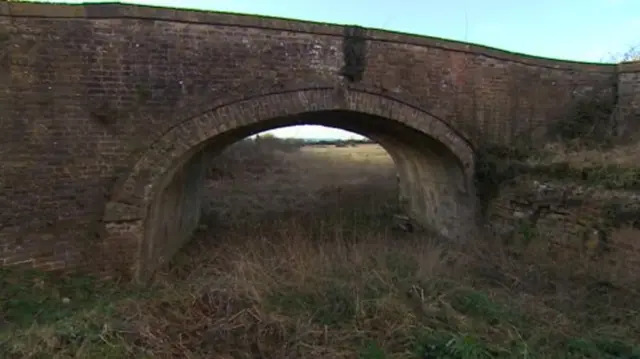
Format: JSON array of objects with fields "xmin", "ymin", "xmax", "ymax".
[
  {"xmin": 2, "ymin": 141, "xmax": 640, "ymax": 358},
  {"xmin": 551, "ymin": 92, "xmax": 617, "ymax": 147}
]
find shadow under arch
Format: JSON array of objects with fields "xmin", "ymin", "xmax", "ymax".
[{"xmin": 103, "ymin": 88, "xmax": 478, "ymax": 282}]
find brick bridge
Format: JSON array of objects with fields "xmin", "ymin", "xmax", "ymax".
[{"xmin": 1, "ymin": 2, "xmax": 639, "ymax": 282}]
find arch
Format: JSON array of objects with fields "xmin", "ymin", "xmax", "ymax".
[{"xmin": 103, "ymin": 88, "xmax": 478, "ymax": 281}]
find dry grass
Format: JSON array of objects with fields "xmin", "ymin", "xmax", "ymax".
[
  {"xmin": 203, "ymin": 143, "xmax": 396, "ymax": 224},
  {"xmin": 2, "ymin": 141, "xmax": 640, "ymax": 359},
  {"xmin": 534, "ymin": 142, "xmax": 640, "ymax": 168}
]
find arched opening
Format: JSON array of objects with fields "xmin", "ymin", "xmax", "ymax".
[
  {"xmin": 201, "ymin": 126, "xmax": 398, "ymax": 233},
  {"xmin": 103, "ymin": 90, "xmax": 477, "ymax": 282}
]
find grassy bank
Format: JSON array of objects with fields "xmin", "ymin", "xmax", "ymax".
[{"xmin": 2, "ymin": 143, "xmax": 639, "ymax": 358}]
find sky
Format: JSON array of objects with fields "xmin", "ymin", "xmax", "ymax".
[{"xmin": 37, "ymin": 0, "xmax": 640, "ymax": 139}]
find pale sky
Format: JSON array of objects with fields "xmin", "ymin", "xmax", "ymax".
[{"xmin": 33, "ymin": 0, "xmax": 640, "ymax": 139}]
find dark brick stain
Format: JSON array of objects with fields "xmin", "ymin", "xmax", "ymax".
[{"xmin": 340, "ymin": 25, "xmax": 367, "ymax": 82}]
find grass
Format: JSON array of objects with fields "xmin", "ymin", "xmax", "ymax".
[
  {"xmin": 535, "ymin": 142, "xmax": 640, "ymax": 168},
  {"xmin": 528, "ymin": 142, "xmax": 640, "ymax": 189},
  {"xmin": 2, "ymin": 141, "xmax": 640, "ymax": 358}
]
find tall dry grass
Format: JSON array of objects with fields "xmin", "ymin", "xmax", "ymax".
[{"xmin": 2, "ymin": 139, "xmax": 639, "ymax": 358}]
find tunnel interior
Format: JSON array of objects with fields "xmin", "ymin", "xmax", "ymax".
[{"xmin": 141, "ymin": 110, "xmax": 474, "ymax": 278}]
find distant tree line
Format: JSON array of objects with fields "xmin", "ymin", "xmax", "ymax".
[
  {"xmin": 252, "ymin": 133, "xmax": 375, "ymax": 149},
  {"xmin": 306, "ymin": 138, "xmax": 374, "ymax": 147}
]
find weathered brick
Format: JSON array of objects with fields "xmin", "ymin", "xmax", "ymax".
[{"xmin": 0, "ymin": 2, "xmax": 638, "ymax": 282}]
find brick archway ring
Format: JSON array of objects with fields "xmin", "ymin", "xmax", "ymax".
[{"xmin": 102, "ymin": 88, "xmax": 476, "ymax": 279}]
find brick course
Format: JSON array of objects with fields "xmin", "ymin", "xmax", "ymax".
[{"xmin": 0, "ymin": 2, "xmax": 637, "ymax": 281}]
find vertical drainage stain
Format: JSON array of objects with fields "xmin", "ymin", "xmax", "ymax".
[{"xmin": 340, "ymin": 25, "xmax": 367, "ymax": 83}]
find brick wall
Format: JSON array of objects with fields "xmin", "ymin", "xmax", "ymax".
[
  {"xmin": 613, "ymin": 61, "xmax": 640, "ymax": 137},
  {"xmin": 0, "ymin": 2, "xmax": 636, "ymax": 279}
]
